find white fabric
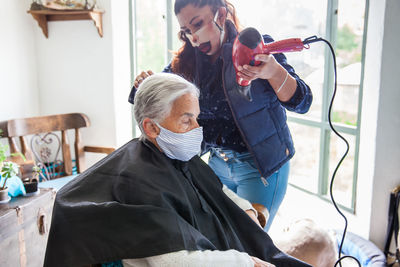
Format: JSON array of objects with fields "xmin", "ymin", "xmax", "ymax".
[
  {"xmin": 122, "ymin": 186, "xmax": 256, "ymax": 267},
  {"xmin": 222, "ymin": 185, "xmax": 258, "ymax": 216},
  {"xmin": 122, "ymin": 249, "xmax": 253, "ymax": 267}
]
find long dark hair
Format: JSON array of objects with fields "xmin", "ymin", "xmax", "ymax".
[{"xmin": 171, "ymin": 0, "xmax": 240, "ymax": 82}]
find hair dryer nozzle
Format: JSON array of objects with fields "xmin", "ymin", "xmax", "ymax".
[
  {"xmin": 232, "ymin": 28, "xmax": 265, "ymax": 92},
  {"xmin": 238, "ymin": 27, "xmax": 263, "ymax": 49}
]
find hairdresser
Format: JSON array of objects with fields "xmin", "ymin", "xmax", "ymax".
[{"xmin": 130, "ymin": 0, "xmax": 312, "ymax": 231}]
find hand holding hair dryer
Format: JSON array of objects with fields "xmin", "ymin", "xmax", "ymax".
[{"xmin": 232, "ymin": 27, "xmax": 318, "ymax": 100}]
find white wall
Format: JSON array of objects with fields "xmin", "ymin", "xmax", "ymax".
[
  {"xmin": 366, "ymin": 0, "xmax": 400, "ymax": 248},
  {"xmin": 343, "ymin": 0, "xmax": 400, "ymax": 249},
  {"xmin": 35, "ymin": 0, "xmax": 132, "ymax": 151},
  {"xmin": 110, "ymin": 1, "xmax": 133, "ymax": 146},
  {"xmin": 0, "ymin": 0, "xmax": 39, "ymax": 121},
  {"xmin": 350, "ymin": 0, "xmax": 387, "ymax": 241},
  {"xmin": 0, "ymin": 0, "xmax": 132, "ymax": 165},
  {"xmin": 35, "ymin": 3, "xmax": 116, "ymax": 156},
  {"xmin": 34, "ymin": 0, "xmax": 111, "ymax": 165}
]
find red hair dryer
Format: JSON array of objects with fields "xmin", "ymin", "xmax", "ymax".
[{"xmin": 232, "ymin": 27, "xmax": 316, "ymax": 99}]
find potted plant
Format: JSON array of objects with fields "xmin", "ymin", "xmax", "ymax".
[
  {"xmin": 0, "ymin": 129, "xmax": 7, "ymax": 170},
  {"xmin": 0, "ymin": 129, "xmax": 10, "ymax": 203},
  {"xmin": 23, "ymin": 165, "xmax": 41, "ymax": 194},
  {"xmin": 0, "ymin": 129, "xmax": 26, "ymax": 202},
  {"xmin": 0, "ymin": 161, "xmax": 20, "ymax": 203}
]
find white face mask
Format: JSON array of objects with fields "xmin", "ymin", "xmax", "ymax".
[
  {"xmin": 185, "ymin": 10, "xmax": 225, "ymax": 50},
  {"xmin": 155, "ymin": 123, "xmax": 203, "ymax": 161},
  {"xmin": 213, "ymin": 10, "xmax": 225, "ymax": 49}
]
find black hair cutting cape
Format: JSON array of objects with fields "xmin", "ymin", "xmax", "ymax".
[{"xmin": 44, "ymin": 139, "xmax": 310, "ymax": 267}]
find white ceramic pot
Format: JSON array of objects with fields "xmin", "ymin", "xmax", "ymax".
[{"xmin": 0, "ymin": 187, "xmax": 10, "ymax": 204}]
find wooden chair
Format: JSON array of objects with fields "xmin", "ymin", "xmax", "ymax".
[
  {"xmin": 0, "ymin": 113, "xmax": 115, "ymax": 180},
  {"xmin": 252, "ymin": 203, "xmax": 269, "ymax": 228}
]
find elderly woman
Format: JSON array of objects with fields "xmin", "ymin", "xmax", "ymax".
[{"xmin": 44, "ymin": 73, "xmax": 309, "ymax": 267}]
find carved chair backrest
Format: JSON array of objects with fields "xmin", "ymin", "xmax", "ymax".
[{"xmin": 0, "ymin": 113, "xmax": 90, "ymax": 179}]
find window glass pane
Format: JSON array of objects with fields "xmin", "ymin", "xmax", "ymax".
[
  {"xmin": 332, "ymin": 0, "xmax": 366, "ymax": 126},
  {"xmin": 288, "ymin": 122, "xmax": 320, "ymax": 193},
  {"xmin": 171, "ymin": 8, "xmax": 182, "ymax": 52},
  {"xmin": 230, "ymin": 0, "xmax": 327, "ymax": 121},
  {"xmin": 328, "ymin": 132, "xmax": 356, "ymax": 207},
  {"xmin": 135, "ymin": 1, "xmax": 167, "ymax": 73}
]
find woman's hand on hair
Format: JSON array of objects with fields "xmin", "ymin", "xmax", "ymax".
[
  {"xmin": 134, "ymin": 70, "xmax": 154, "ymax": 88},
  {"xmin": 236, "ymin": 54, "xmax": 280, "ymax": 81}
]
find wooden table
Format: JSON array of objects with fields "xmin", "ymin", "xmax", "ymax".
[{"xmin": 0, "ymin": 188, "xmax": 55, "ymax": 267}]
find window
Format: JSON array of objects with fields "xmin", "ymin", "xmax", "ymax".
[
  {"xmin": 229, "ymin": 0, "xmax": 367, "ymax": 211},
  {"xmin": 130, "ymin": 0, "xmax": 367, "ymax": 210},
  {"xmin": 132, "ymin": 1, "xmax": 167, "ymax": 73}
]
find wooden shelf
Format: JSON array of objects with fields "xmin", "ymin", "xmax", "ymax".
[{"xmin": 27, "ymin": 9, "xmax": 104, "ymax": 38}]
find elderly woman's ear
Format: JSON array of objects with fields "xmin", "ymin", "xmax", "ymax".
[{"xmin": 143, "ymin": 118, "xmax": 159, "ymax": 139}]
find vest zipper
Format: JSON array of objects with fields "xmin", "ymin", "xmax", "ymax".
[{"xmin": 220, "ymin": 52, "xmax": 265, "ymax": 185}]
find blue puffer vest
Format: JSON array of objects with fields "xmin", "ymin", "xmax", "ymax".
[{"xmin": 215, "ymin": 21, "xmax": 312, "ymax": 178}]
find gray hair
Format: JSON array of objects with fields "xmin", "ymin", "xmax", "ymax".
[{"xmin": 133, "ymin": 73, "xmax": 200, "ymax": 139}]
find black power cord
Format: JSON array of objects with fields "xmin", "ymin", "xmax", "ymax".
[{"xmin": 303, "ymin": 36, "xmax": 361, "ymax": 267}]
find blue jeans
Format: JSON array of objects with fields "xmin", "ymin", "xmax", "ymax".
[{"xmin": 208, "ymin": 148, "xmax": 290, "ymax": 231}]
